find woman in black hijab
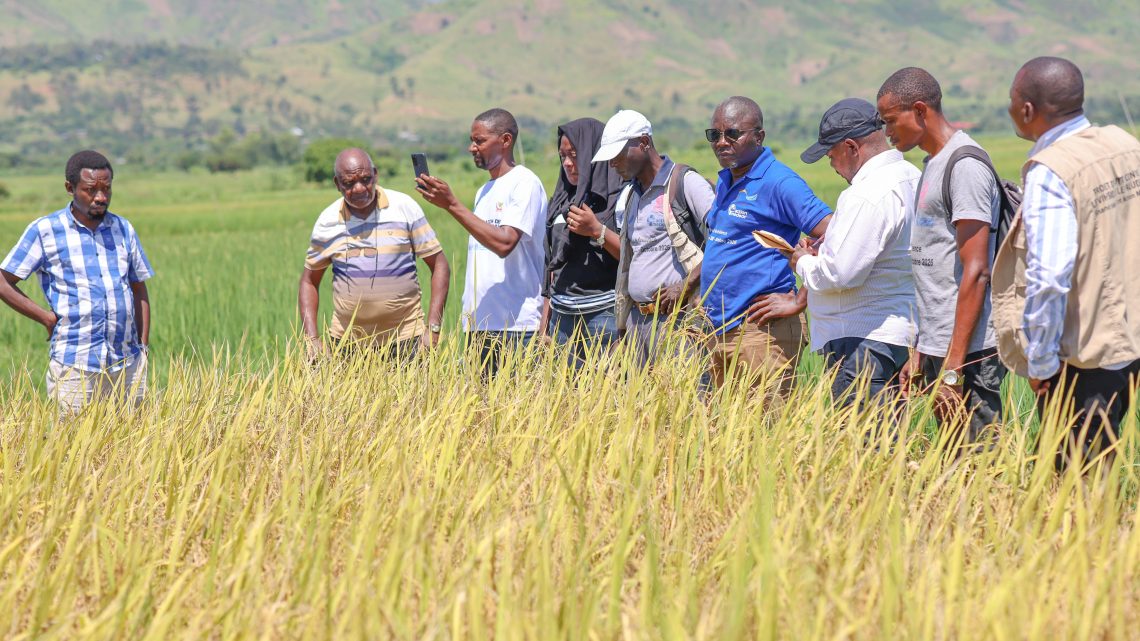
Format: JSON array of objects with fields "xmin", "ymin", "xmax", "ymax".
[{"xmin": 540, "ymin": 118, "xmax": 625, "ymax": 363}]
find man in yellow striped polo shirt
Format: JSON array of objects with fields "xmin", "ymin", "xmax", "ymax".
[{"xmin": 298, "ymin": 148, "xmax": 450, "ymax": 358}]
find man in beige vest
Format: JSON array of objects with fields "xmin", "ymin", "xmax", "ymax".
[{"xmin": 994, "ymin": 56, "xmax": 1140, "ymax": 469}]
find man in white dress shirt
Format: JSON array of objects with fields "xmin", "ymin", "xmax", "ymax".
[{"xmin": 788, "ymin": 98, "xmax": 920, "ymax": 409}]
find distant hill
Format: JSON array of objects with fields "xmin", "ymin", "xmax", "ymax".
[{"xmin": 2, "ymin": 0, "xmax": 1139, "ymax": 167}]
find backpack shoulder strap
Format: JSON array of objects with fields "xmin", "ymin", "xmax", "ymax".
[
  {"xmin": 615, "ymin": 182, "xmax": 635, "ymax": 231},
  {"xmin": 941, "ymin": 145, "xmax": 1009, "ymax": 227},
  {"xmin": 662, "ymin": 162, "xmax": 684, "ymax": 216},
  {"xmin": 669, "ymin": 163, "xmax": 709, "ymax": 209},
  {"xmin": 664, "ymin": 163, "xmax": 708, "ymax": 246}
]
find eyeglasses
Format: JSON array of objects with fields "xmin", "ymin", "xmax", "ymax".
[{"xmin": 705, "ymin": 127, "xmax": 761, "ymax": 143}]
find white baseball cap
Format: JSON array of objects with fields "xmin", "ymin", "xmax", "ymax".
[{"xmin": 591, "ymin": 110, "xmax": 653, "ymax": 163}]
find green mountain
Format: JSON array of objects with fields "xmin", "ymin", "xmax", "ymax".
[{"xmin": 2, "ymin": 0, "xmax": 1139, "ymax": 167}]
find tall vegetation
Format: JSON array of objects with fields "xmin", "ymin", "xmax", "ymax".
[{"xmin": 1, "ymin": 335, "xmax": 1137, "ymax": 639}]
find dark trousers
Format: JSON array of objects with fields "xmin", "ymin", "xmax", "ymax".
[
  {"xmin": 921, "ymin": 348, "xmax": 1007, "ymax": 444},
  {"xmin": 823, "ymin": 337, "xmax": 910, "ymax": 410},
  {"xmin": 467, "ymin": 330, "xmax": 536, "ymax": 378},
  {"xmin": 1037, "ymin": 360, "xmax": 1140, "ymax": 471},
  {"xmin": 627, "ymin": 306, "xmax": 695, "ymax": 367}
]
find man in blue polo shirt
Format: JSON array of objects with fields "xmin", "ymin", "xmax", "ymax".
[{"xmin": 701, "ymin": 96, "xmax": 831, "ymax": 394}]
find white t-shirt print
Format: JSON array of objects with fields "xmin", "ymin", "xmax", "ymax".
[{"xmin": 463, "ymin": 165, "xmax": 548, "ymax": 332}]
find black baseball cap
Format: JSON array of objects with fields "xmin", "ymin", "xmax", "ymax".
[{"xmin": 800, "ymin": 98, "xmax": 884, "ymax": 164}]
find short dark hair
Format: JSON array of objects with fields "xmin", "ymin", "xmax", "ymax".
[
  {"xmin": 474, "ymin": 108, "xmax": 519, "ymax": 142},
  {"xmin": 1016, "ymin": 56, "xmax": 1084, "ymax": 119},
  {"xmin": 878, "ymin": 67, "xmax": 943, "ymax": 113},
  {"xmin": 65, "ymin": 150, "xmax": 113, "ymax": 186}
]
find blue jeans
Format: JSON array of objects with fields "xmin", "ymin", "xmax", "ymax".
[
  {"xmin": 549, "ymin": 307, "xmax": 618, "ymax": 367},
  {"xmin": 823, "ymin": 337, "xmax": 910, "ymax": 409}
]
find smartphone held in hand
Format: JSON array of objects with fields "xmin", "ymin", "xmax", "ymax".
[{"xmin": 411, "ymin": 153, "xmax": 430, "ymax": 187}]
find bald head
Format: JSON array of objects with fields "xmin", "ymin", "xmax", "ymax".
[
  {"xmin": 1013, "ymin": 56, "xmax": 1084, "ymax": 121},
  {"xmin": 334, "ymin": 148, "xmax": 374, "ymax": 179},
  {"xmin": 713, "ymin": 96, "xmax": 764, "ymax": 129}
]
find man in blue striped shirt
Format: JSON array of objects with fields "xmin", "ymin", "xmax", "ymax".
[{"xmin": 0, "ymin": 150, "xmax": 154, "ymax": 412}]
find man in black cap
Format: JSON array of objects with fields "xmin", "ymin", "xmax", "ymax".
[{"xmin": 782, "ymin": 98, "xmax": 921, "ymax": 410}]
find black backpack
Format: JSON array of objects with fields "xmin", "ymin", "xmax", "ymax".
[{"xmin": 941, "ymin": 145, "xmax": 1021, "ymax": 256}]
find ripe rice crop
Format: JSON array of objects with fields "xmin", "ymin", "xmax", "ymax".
[
  {"xmin": 1, "ymin": 335, "xmax": 1138, "ymax": 639},
  {"xmin": 4, "ymin": 137, "xmax": 1139, "ymax": 639}
]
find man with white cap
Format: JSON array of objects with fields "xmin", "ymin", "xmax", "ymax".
[
  {"xmin": 592, "ymin": 109, "xmax": 715, "ymax": 364},
  {"xmin": 788, "ymin": 98, "xmax": 920, "ymax": 409}
]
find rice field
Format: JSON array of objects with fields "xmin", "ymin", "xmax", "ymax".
[
  {"xmin": 5, "ymin": 135, "xmax": 1140, "ymax": 640},
  {"xmin": 0, "ymin": 135, "xmax": 1031, "ymax": 383}
]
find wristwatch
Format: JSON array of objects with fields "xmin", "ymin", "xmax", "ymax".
[
  {"xmin": 940, "ymin": 369, "xmax": 961, "ymax": 386},
  {"xmin": 590, "ymin": 226, "xmax": 606, "ymax": 247}
]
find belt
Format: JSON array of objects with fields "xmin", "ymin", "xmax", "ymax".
[{"xmin": 637, "ymin": 302, "xmax": 658, "ymax": 316}]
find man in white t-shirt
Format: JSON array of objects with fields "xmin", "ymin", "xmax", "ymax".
[{"xmin": 417, "ymin": 108, "xmax": 548, "ymax": 375}]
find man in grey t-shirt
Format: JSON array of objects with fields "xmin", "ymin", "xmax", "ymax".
[{"xmin": 877, "ymin": 67, "xmax": 1008, "ymax": 447}]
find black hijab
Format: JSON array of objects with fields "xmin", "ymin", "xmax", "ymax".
[{"xmin": 544, "ymin": 118, "xmax": 625, "ymax": 299}]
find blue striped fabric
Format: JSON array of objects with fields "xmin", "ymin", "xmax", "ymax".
[
  {"xmin": 1021, "ymin": 116, "xmax": 1088, "ymax": 379},
  {"xmin": 1, "ymin": 205, "xmax": 154, "ymax": 372}
]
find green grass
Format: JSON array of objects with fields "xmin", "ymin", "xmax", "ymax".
[{"xmin": 0, "ymin": 135, "xmax": 1031, "ymax": 387}]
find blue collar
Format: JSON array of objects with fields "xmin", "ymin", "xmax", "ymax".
[
  {"xmin": 717, "ymin": 147, "xmax": 774, "ymax": 190},
  {"xmin": 63, "ymin": 202, "xmax": 113, "ymax": 232}
]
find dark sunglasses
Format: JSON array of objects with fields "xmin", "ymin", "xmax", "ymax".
[{"xmin": 705, "ymin": 127, "xmax": 761, "ymax": 143}]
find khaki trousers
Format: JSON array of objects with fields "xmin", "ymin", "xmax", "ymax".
[
  {"xmin": 46, "ymin": 352, "xmax": 148, "ymax": 414},
  {"xmin": 708, "ymin": 314, "xmax": 806, "ymax": 395}
]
